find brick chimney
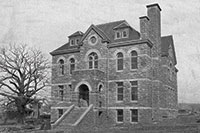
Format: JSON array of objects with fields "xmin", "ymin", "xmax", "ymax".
[
  {"xmin": 139, "ymin": 16, "xmax": 149, "ymax": 40},
  {"xmin": 146, "ymin": 3, "xmax": 161, "ymax": 57}
]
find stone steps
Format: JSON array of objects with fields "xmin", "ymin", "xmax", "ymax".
[{"xmin": 59, "ymin": 106, "xmax": 87, "ymax": 126}]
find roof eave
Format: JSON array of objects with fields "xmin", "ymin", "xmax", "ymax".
[
  {"xmin": 50, "ymin": 48, "xmax": 80, "ymax": 56},
  {"xmin": 108, "ymin": 39, "xmax": 153, "ymax": 48}
]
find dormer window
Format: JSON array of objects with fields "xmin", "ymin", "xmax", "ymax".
[
  {"xmin": 122, "ymin": 30, "xmax": 128, "ymax": 38},
  {"xmin": 70, "ymin": 39, "xmax": 74, "ymax": 46},
  {"xmin": 76, "ymin": 39, "xmax": 79, "ymax": 44},
  {"xmin": 115, "ymin": 31, "xmax": 121, "ymax": 39}
]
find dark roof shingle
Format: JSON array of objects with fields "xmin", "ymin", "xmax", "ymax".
[{"xmin": 161, "ymin": 35, "xmax": 177, "ymax": 64}]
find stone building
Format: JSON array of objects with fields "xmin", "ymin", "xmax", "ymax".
[{"xmin": 50, "ymin": 3, "xmax": 178, "ymax": 130}]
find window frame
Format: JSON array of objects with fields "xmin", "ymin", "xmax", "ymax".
[
  {"xmin": 122, "ymin": 29, "xmax": 129, "ymax": 38},
  {"xmin": 130, "ymin": 51, "xmax": 138, "ymax": 70},
  {"xmin": 116, "ymin": 109, "xmax": 124, "ymax": 123},
  {"xmin": 70, "ymin": 39, "xmax": 74, "ymax": 46},
  {"xmin": 88, "ymin": 52, "xmax": 98, "ymax": 69},
  {"xmin": 58, "ymin": 85, "xmax": 64, "ymax": 101},
  {"xmin": 116, "ymin": 52, "xmax": 124, "ymax": 71},
  {"xmin": 58, "ymin": 109, "xmax": 63, "ymax": 118},
  {"xmin": 69, "ymin": 58, "xmax": 75, "ymax": 74},
  {"xmin": 115, "ymin": 31, "xmax": 121, "ymax": 39},
  {"xmin": 130, "ymin": 109, "xmax": 138, "ymax": 123},
  {"xmin": 116, "ymin": 82, "xmax": 123, "ymax": 102},
  {"xmin": 58, "ymin": 59, "xmax": 65, "ymax": 76},
  {"xmin": 130, "ymin": 81, "xmax": 138, "ymax": 101}
]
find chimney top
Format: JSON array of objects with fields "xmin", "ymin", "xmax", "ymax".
[
  {"xmin": 139, "ymin": 16, "xmax": 149, "ymax": 20},
  {"xmin": 146, "ymin": 3, "xmax": 162, "ymax": 11}
]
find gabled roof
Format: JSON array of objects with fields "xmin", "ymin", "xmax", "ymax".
[
  {"xmin": 50, "ymin": 20, "xmax": 140, "ymax": 56},
  {"xmin": 161, "ymin": 35, "xmax": 177, "ymax": 65},
  {"xmin": 80, "ymin": 24, "xmax": 111, "ymax": 43},
  {"xmin": 96, "ymin": 20, "xmax": 140, "ymax": 43},
  {"xmin": 68, "ymin": 31, "xmax": 83, "ymax": 38}
]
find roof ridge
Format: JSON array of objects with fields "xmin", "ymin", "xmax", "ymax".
[{"xmin": 96, "ymin": 20, "xmax": 126, "ymax": 27}]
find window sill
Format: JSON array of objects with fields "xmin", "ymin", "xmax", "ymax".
[
  {"xmin": 58, "ymin": 74, "xmax": 65, "ymax": 77},
  {"xmin": 116, "ymin": 70, "xmax": 124, "ymax": 72},
  {"xmin": 130, "ymin": 69, "xmax": 138, "ymax": 72},
  {"xmin": 116, "ymin": 121, "xmax": 123, "ymax": 124},
  {"xmin": 130, "ymin": 100, "xmax": 138, "ymax": 103},
  {"xmin": 130, "ymin": 122, "xmax": 138, "ymax": 124},
  {"xmin": 116, "ymin": 101, "xmax": 123, "ymax": 103}
]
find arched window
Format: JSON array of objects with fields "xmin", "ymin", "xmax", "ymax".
[
  {"xmin": 70, "ymin": 58, "xmax": 75, "ymax": 74},
  {"xmin": 117, "ymin": 52, "xmax": 123, "ymax": 71},
  {"xmin": 131, "ymin": 51, "xmax": 138, "ymax": 69},
  {"xmin": 88, "ymin": 52, "xmax": 98, "ymax": 69},
  {"xmin": 59, "ymin": 59, "xmax": 64, "ymax": 75}
]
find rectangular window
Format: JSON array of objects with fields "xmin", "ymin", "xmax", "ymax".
[
  {"xmin": 76, "ymin": 39, "xmax": 79, "ymax": 44},
  {"xmin": 117, "ymin": 58, "xmax": 123, "ymax": 71},
  {"xmin": 130, "ymin": 81, "xmax": 138, "ymax": 101},
  {"xmin": 59, "ymin": 85, "xmax": 64, "ymax": 101},
  {"xmin": 122, "ymin": 30, "xmax": 128, "ymax": 38},
  {"xmin": 131, "ymin": 109, "xmax": 138, "ymax": 122},
  {"xmin": 58, "ymin": 109, "xmax": 63, "ymax": 118},
  {"xmin": 117, "ymin": 82, "xmax": 123, "ymax": 101},
  {"xmin": 115, "ymin": 31, "xmax": 121, "ymax": 39},
  {"xmin": 70, "ymin": 64, "xmax": 75, "ymax": 74},
  {"xmin": 70, "ymin": 39, "xmax": 74, "ymax": 45},
  {"xmin": 117, "ymin": 109, "xmax": 123, "ymax": 122},
  {"xmin": 131, "ymin": 57, "xmax": 137, "ymax": 69},
  {"xmin": 89, "ymin": 60, "xmax": 93, "ymax": 69},
  {"xmin": 94, "ymin": 60, "xmax": 98, "ymax": 69}
]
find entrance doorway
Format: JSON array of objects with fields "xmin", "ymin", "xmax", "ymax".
[{"xmin": 79, "ymin": 84, "xmax": 89, "ymax": 106}]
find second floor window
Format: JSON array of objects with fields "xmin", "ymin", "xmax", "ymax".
[
  {"xmin": 130, "ymin": 81, "xmax": 138, "ymax": 101},
  {"xmin": 117, "ymin": 82, "xmax": 123, "ymax": 101},
  {"xmin": 59, "ymin": 59, "xmax": 64, "ymax": 75},
  {"xmin": 131, "ymin": 51, "xmax": 138, "ymax": 69},
  {"xmin": 88, "ymin": 52, "xmax": 98, "ymax": 69},
  {"xmin": 70, "ymin": 58, "xmax": 75, "ymax": 74},
  {"xmin": 117, "ymin": 52, "xmax": 123, "ymax": 71}
]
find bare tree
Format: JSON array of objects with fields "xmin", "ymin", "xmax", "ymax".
[{"xmin": 0, "ymin": 44, "xmax": 50, "ymax": 123}]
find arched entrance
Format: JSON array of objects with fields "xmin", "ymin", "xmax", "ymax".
[{"xmin": 78, "ymin": 84, "xmax": 89, "ymax": 106}]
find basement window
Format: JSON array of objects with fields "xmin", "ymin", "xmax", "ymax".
[{"xmin": 58, "ymin": 109, "xmax": 63, "ymax": 118}]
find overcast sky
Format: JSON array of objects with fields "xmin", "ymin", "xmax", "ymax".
[{"xmin": 0, "ymin": 0, "xmax": 200, "ymax": 103}]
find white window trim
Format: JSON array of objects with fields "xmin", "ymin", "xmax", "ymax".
[
  {"xmin": 116, "ymin": 109, "xmax": 124, "ymax": 123},
  {"xmin": 130, "ymin": 81, "xmax": 138, "ymax": 102},
  {"xmin": 130, "ymin": 52, "xmax": 138, "ymax": 71},
  {"xmin": 116, "ymin": 82, "xmax": 124, "ymax": 102},
  {"xmin": 130, "ymin": 109, "xmax": 139, "ymax": 123},
  {"xmin": 70, "ymin": 39, "xmax": 75, "ymax": 46},
  {"xmin": 122, "ymin": 29, "xmax": 129, "ymax": 38},
  {"xmin": 116, "ymin": 53, "xmax": 124, "ymax": 72},
  {"xmin": 115, "ymin": 31, "xmax": 121, "ymax": 40},
  {"xmin": 69, "ymin": 58, "xmax": 76, "ymax": 75}
]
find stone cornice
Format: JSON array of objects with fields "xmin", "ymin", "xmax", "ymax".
[{"xmin": 107, "ymin": 39, "xmax": 153, "ymax": 48}]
